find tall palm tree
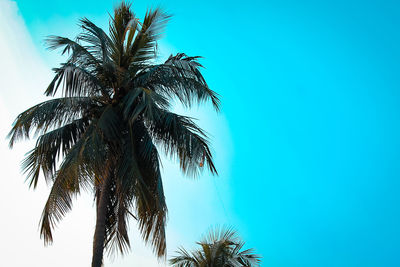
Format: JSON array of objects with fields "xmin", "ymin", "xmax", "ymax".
[
  {"xmin": 170, "ymin": 227, "xmax": 261, "ymax": 267},
  {"xmin": 8, "ymin": 2, "xmax": 219, "ymax": 267}
]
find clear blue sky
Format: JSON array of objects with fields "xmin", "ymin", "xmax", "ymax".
[{"xmin": 13, "ymin": 0, "xmax": 400, "ymax": 266}]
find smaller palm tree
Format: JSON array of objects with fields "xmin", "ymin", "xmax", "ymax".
[{"xmin": 169, "ymin": 227, "xmax": 261, "ymax": 267}]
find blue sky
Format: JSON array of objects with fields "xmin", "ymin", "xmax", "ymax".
[{"xmin": 2, "ymin": 0, "xmax": 400, "ymax": 266}]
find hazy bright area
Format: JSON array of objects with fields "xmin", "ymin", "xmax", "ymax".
[{"xmin": 1, "ymin": 0, "xmax": 400, "ymax": 266}]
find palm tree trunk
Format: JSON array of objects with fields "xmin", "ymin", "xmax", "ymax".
[{"xmin": 91, "ymin": 175, "xmax": 112, "ymax": 267}]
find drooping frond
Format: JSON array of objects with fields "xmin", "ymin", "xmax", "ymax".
[
  {"xmin": 107, "ymin": 138, "xmax": 139, "ymax": 255},
  {"xmin": 8, "ymin": 97, "xmax": 97, "ymax": 147},
  {"xmin": 103, "ymin": 178, "xmax": 132, "ymax": 256},
  {"xmin": 232, "ymin": 245, "xmax": 262, "ymax": 267},
  {"xmin": 135, "ymin": 53, "xmax": 220, "ymax": 111},
  {"xmin": 40, "ymin": 120, "xmax": 112, "ymax": 244},
  {"xmin": 133, "ymin": 122, "xmax": 166, "ymax": 257},
  {"xmin": 39, "ymin": 125, "xmax": 97, "ymax": 244},
  {"xmin": 47, "ymin": 63, "xmax": 109, "ymax": 98},
  {"xmin": 111, "ymin": 121, "xmax": 167, "ymax": 257},
  {"xmin": 96, "ymin": 104, "xmax": 124, "ymax": 142},
  {"xmin": 21, "ymin": 118, "xmax": 88, "ymax": 188},
  {"xmin": 45, "ymin": 36, "xmax": 99, "ymax": 73},
  {"xmin": 146, "ymin": 108, "xmax": 217, "ymax": 177},
  {"xmin": 122, "ymin": 86, "xmax": 170, "ymax": 124}
]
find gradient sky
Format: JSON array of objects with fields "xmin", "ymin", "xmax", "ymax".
[{"xmin": 1, "ymin": 0, "xmax": 400, "ymax": 266}]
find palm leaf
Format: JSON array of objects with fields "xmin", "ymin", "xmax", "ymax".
[
  {"xmin": 21, "ymin": 118, "xmax": 88, "ymax": 188},
  {"xmin": 146, "ymin": 108, "xmax": 217, "ymax": 177},
  {"xmin": 45, "ymin": 36, "xmax": 99, "ymax": 73},
  {"xmin": 169, "ymin": 247, "xmax": 199, "ymax": 267},
  {"xmin": 77, "ymin": 17, "xmax": 113, "ymax": 63},
  {"xmin": 39, "ymin": 124, "xmax": 100, "ymax": 244},
  {"xmin": 135, "ymin": 53, "xmax": 220, "ymax": 111},
  {"xmin": 48, "ymin": 63, "xmax": 109, "ymax": 98},
  {"xmin": 128, "ymin": 8, "xmax": 170, "ymax": 64},
  {"xmin": 8, "ymin": 97, "xmax": 97, "ymax": 147},
  {"xmin": 109, "ymin": 1, "xmax": 135, "ymax": 67},
  {"xmin": 126, "ymin": 121, "xmax": 167, "ymax": 257}
]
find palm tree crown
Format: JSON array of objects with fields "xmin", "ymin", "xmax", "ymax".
[
  {"xmin": 8, "ymin": 2, "xmax": 219, "ymax": 266},
  {"xmin": 170, "ymin": 227, "xmax": 261, "ymax": 267}
]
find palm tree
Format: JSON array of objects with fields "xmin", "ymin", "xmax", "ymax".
[
  {"xmin": 8, "ymin": 2, "xmax": 220, "ymax": 267},
  {"xmin": 170, "ymin": 227, "xmax": 261, "ymax": 267}
]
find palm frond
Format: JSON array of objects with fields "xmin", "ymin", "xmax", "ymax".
[
  {"xmin": 101, "ymin": 119, "xmax": 166, "ymax": 257},
  {"xmin": 8, "ymin": 97, "xmax": 97, "ymax": 147},
  {"xmin": 128, "ymin": 8, "xmax": 170, "ymax": 64},
  {"xmin": 45, "ymin": 36, "xmax": 99, "ymax": 74},
  {"xmin": 135, "ymin": 53, "xmax": 220, "ymax": 111},
  {"xmin": 169, "ymin": 247, "xmax": 199, "ymax": 267},
  {"xmin": 129, "ymin": 121, "xmax": 167, "ymax": 257},
  {"xmin": 47, "ymin": 63, "xmax": 109, "ymax": 98},
  {"xmin": 109, "ymin": 1, "xmax": 135, "ymax": 67},
  {"xmin": 97, "ymin": 104, "xmax": 123, "ymax": 142},
  {"xmin": 39, "ymin": 125, "xmax": 98, "ymax": 244},
  {"xmin": 146, "ymin": 108, "xmax": 217, "ymax": 177},
  {"xmin": 21, "ymin": 118, "xmax": 88, "ymax": 188},
  {"xmin": 77, "ymin": 17, "xmax": 113, "ymax": 63},
  {"xmin": 103, "ymin": 177, "xmax": 132, "ymax": 256},
  {"xmin": 235, "ymin": 247, "xmax": 262, "ymax": 267},
  {"xmin": 122, "ymin": 86, "xmax": 170, "ymax": 124},
  {"xmin": 202, "ymin": 226, "xmax": 238, "ymax": 244}
]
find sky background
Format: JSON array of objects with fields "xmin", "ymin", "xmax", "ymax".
[{"xmin": 1, "ymin": 0, "xmax": 400, "ymax": 266}]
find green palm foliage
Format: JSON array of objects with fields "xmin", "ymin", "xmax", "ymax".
[
  {"xmin": 170, "ymin": 227, "xmax": 261, "ymax": 267},
  {"xmin": 8, "ymin": 2, "xmax": 219, "ymax": 266}
]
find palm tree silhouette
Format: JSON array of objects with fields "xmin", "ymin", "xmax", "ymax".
[
  {"xmin": 8, "ymin": 2, "xmax": 219, "ymax": 266},
  {"xmin": 170, "ymin": 227, "xmax": 261, "ymax": 267}
]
